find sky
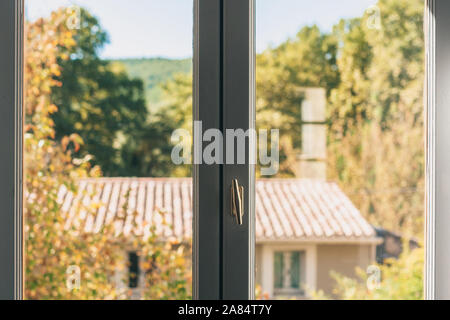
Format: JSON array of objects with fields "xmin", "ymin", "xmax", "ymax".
[{"xmin": 26, "ymin": 0, "xmax": 377, "ymax": 59}]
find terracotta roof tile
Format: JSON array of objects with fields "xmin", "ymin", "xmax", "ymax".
[{"xmin": 58, "ymin": 178, "xmax": 377, "ymax": 242}]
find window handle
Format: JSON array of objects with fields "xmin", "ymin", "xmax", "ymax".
[{"xmin": 231, "ymin": 179, "xmax": 244, "ymax": 225}]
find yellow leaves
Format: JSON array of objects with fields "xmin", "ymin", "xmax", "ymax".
[
  {"xmin": 50, "ymin": 64, "xmax": 61, "ymax": 77},
  {"xmin": 61, "ymin": 134, "xmax": 84, "ymax": 153},
  {"xmin": 61, "ymin": 136, "xmax": 70, "ymax": 151},
  {"xmin": 64, "ymin": 31, "xmax": 73, "ymax": 40},
  {"xmin": 90, "ymin": 202, "xmax": 103, "ymax": 211},
  {"xmin": 141, "ymin": 261, "xmax": 152, "ymax": 271},
  {"xmin": 25, "ymin": 8, "xmax": 76, "ymax": 118},
  {"xmin": 48, "ymin": 104, "xmax": 58, "ymax": 114},
  {"xmin": 60, "ymin": 53, "xmax": 69, "ymax": 61},
  {"xmin": 70, "ymin": 134, "xmax": 83, "ymax": 152},
  {"xmin": 90, "ymin": 166, "xmax": 102, "ymax": 178}
]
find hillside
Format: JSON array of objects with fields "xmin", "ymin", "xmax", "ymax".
[{"xmin": 111, "ymin": 57, "xmax": 192, "ymax": 110}]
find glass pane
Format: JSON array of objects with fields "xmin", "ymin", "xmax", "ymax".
[
  {"xmin": 290, "ymin": 252, "xmax": 300, "ymax": 289},
  {"xmin": 24, "ymin": 0, "xmax": 193, "ymax": 300},
  {"xmin": 128, "ymin": 252, "xmax": 140, "ymax": 289},
  {"xmin": 274, "ymin": 252, "xmax": 284, "ymax": 289},
  {"xmin": 255, "ymin": 0, "xmax": 424, "ymax": 300}
]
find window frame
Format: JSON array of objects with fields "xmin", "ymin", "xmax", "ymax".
[
  {"xmin": 127, "ymin": 251, "xmax": 140, "ymax": 290},
  {"xmin": 273, "ymin": 250, "xmax": 306, "ymax": 297},
  {"xmin": 261, "ymin": 244, "xmax": 315, "ymax": 299},
  {"xmin": 426, "ymin": 0, "xmax": 450, "ymax": 300},
  {"xmin": 0, "ymin": 0, "xmax": 444, "ymax": 300},
  {"xmin": 193, "ymin": 0, "xmax": 255, "ymax": 300}
]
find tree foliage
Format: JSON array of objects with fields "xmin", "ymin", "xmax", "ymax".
[
  {"xmin": 50, "ymin": 8, "xmax": 148, "ymax": 176},
  {"xmin": 121, "ymin": 72, "xmax": 193, "ymax": 178},
  {"xmin": 327, "ymin": 0, "xmax": 425, "ymax": 236},
  {"xmin": 315, "ymin": 0, "xmax": 425, "ymax": 299},
  {"xmin": 112, "ymin": 57, "xmax": 192, "ymax": 110},
  {"xmin": 256, "ymin": 25, "xmax": 339, "ymax": 176}
]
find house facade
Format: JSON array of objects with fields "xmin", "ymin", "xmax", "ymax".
[{"xmin": 58, "ymin": 177, "xmax": 381, "ymax": 298}]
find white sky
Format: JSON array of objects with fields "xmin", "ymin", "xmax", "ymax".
[{"xmin": 26, "ymin": 0, "xmax": 377, "ymax": 59}]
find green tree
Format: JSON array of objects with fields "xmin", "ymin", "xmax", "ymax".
[
  {"xmin": 121, "ymin": 73, "xmax": 193, "ymax": 177},
  {"xmin": 327, "ymin": 18, "xmax": 372, "ymax": 134},
  {"xmin": 112, "ymin": 57, "xmax": 192, "ymax": 110},
  {"xmin": 50, "ymin": 8, "xmax": 148, "ymax": 176},
  {"xmin": 327, "ymin": 0, "xmax": 425, "ymax": 236}
]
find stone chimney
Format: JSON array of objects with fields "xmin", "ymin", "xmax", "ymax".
[{"xmin": 297, "ymin": 88, "xmax": 327, "ymax": 180}]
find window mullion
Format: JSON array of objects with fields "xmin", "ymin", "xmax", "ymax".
[
  {"xmin": 221, "ymin": 0, "xmax": 255, "ymax": 300},
  {"xmin": 193, "ymin": 0, "xmax": 223, "ymax": 300}
]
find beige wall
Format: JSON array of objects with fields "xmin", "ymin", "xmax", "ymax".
[
  {"xmin": 316, "ymin": 244, "xmax": 374, "ymax": 296},
  {"xmin": 256, "ymin": 244, "xmax": 263, "ymax": 285}
]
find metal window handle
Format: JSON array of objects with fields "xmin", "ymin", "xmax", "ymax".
[{"xmin": 231, "ymin": 179, "xmax": 244, "ymax": 225}]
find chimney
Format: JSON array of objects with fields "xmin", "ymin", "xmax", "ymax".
[{"xmin": 297, "ymin": 88, "xmax": 327, "ymax": 180}]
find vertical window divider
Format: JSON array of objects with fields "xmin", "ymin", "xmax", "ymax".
[
  {"xmin": 194, "ymin": 0, "xmax": 255, "ymax": 300},
  {"xmin": 193, "ymin": 0, "xmax": 224, "ymax": 300},
  {"xmin": 221, "ymin": 0, "xmax": 255, "ymax": 300}
]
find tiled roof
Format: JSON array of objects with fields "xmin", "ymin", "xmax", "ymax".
[{"xmin": 56, "ymin": 178, "xmax": 377, "ymax": 242}]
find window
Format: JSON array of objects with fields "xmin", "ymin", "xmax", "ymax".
[
  {"xmin": 0, "ymin": 0, "xmax": 448, "ymax": 301},
  {"xmin": 128, "ymin": 252, "xmax": 140, "ymax": 289},
  {"xmin": 259, "ymin": 244, "xmax": 316, "ymax": 298},
  {"xmin": 274, "ymin": 251, "xmax": 305, "ymax": 297}
]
